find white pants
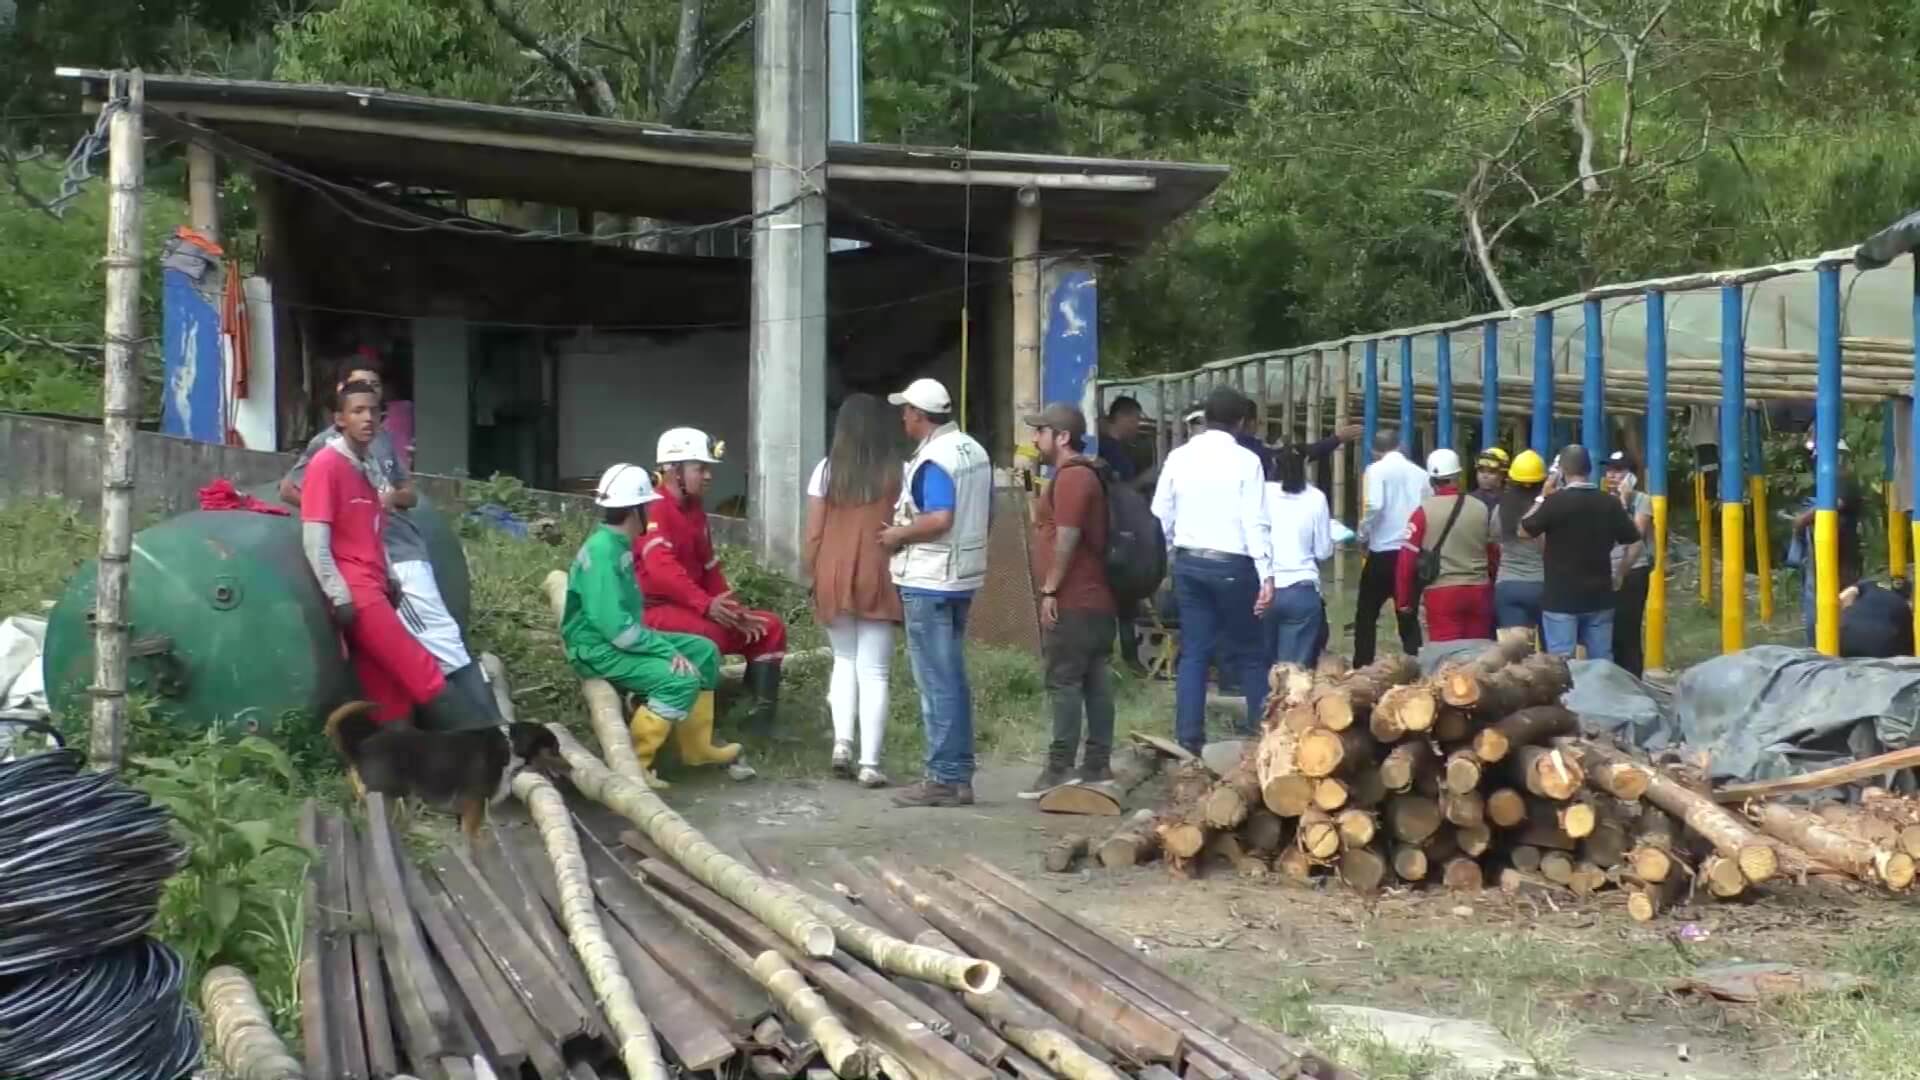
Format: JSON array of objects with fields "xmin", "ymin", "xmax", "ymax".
[
  {"xmin": 393, "ymin": 559, "xmax": 472, "ymax": 674},
  {"xmin": 825, "ymin": 616, "xmax": 893, "ymax": 767}
]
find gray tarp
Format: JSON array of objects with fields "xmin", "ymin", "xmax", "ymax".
[
  {"xmin": 1565, "ymin": 659, "xmax": 1673, "ymax": 750},
  {"xmin": 1670, "ymin": 645, "xmax": 1920, "ymax": 784}
]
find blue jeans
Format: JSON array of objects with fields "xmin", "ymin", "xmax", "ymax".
[
  {"xmin": 1173, "ymin": 553, "xmax": 1267, "ymax": 751},
  {"xmin": 1494, "ymin": 581, "xmax": 1545, "ymax": 633},
  {"xmin": 1263, "ymin": 582, "xmax": 1325, "ymax": 669},
  {"xmin": 1541, "ymin": 608, "xmax": 1614, "ymax": 661},
  {"xmin": 902, "ymin": 591, "xmax": 974, "ymax": 785}
]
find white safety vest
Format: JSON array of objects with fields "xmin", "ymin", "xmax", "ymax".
[{"xmin": 890, "ymin": 424, "xmax": 992, "ymax": 592}]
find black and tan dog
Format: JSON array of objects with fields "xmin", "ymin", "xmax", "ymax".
[{"xmin": 326, "ymin": 701, "xmax": 571, "ymax": 839}]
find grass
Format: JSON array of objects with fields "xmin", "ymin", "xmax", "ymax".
[{"xmin": 1742, "ymin": 923, "xmax": 1920, "ymax": 1080}]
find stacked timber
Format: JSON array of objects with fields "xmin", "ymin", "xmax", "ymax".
[{"xmin": 1109, "ymin": 637, "xmax": 1917, "ymax": 922}]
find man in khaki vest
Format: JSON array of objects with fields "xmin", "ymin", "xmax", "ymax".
[{"xmin": 1395, "ymin": 448, "xmax": 1498, "ymax": 642}]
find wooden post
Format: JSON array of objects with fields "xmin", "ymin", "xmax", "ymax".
[
  {"xmin": 91, "ymin": 72, "xmax": 145, "ymax": 772},
  {"xmin": 1335, "ymin": 344, "xmax": 1352, "ymax": 589},
  {"xmin": 1156, "ymin": 374, "xmax": 1171, "ymax": 461},
  {"xmin": 1010, "ymin": 189, "xmax": 1043, "ymax": 457},
  {"xmin": 1306, "ymin": 350, "xmax": 1322, "ymax": 445},
  {"xmin": 1255, "ymin": 358, "xmax": 1270, "ymax": 442},
  {"xmin": 1282, "ymin": 358, "xmax": 1296, "ymax": 444},
  {"xmin": 187, "ymin": 138, "xmax": 219, "ymax": 241}
]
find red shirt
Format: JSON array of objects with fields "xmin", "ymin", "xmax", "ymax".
[
  {"xmin": 300, "ymin": 444, "xmax": 389, "ymax": 597},
  {"xmin": 637, "ymin": 490, "xmax": 731, "ymax": 612},
  {"xmin": 1032, "ymin": 461, "xmax": 1115, "ymax": 614}
]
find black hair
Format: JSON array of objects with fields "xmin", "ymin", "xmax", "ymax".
[
  {"xmin": 334, "ymin": 379, "xmax": 380, "ymax": 411},
  {"xmin": 1202, "ymin": 386, "xmax": 1246, "ymax": 427},
  {"xmin": 1558, "ymin": 445, "xmax": 1593, "ymax": 479},
  {"xmin": 826, "ymin": 393, "xmax": 902, "ymax": 505},
  {"xmin": 1273, "ymin": 445, "xmax": 1308, "ymax": 494},
  {"xmin": 1108, "ymin": 395, "xmax": 1143, "ymax": 419},
  {"xmin": 603, "ymin": 504, "xmax": 646, "ymax": 527},
  {"xmin": 335, "ymin": 353, "xmax": 383, "ymax": 384},
  {"xmin": 1499, "ymin": 481, "xmax": 1543, "ymax": 541},
  {"xmin": 1373, "ymin": 428, "xmax": 1400, "ymax": 455}
]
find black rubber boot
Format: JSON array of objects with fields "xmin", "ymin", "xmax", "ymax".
[
  {"xmin": 744, "ymin": 660, "xmax": 782, "ymax": 734},
  {"xmin": 1075, "ymin": 742, "xmax": 1113, "ymax": 785},
  {"xmin": 416, "ymin": 664, "xmax": 503, "ymax": 732}
]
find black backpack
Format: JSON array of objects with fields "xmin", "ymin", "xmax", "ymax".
[{"xmin": 1065, "ymin": 460, "xmax": 1166, "ymax": 607}]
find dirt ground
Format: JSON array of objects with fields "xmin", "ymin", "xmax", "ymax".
[{"xmin": 583, "ymin": 759, "xmax": 1920, "ymax": 1080}]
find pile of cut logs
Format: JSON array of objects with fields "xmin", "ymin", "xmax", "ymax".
[{"xmin": 1087, "ymin": 633, "xmax": 1919, "ymax": 921}]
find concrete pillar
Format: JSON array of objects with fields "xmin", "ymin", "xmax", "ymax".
[
  {"xmin": 187, "ymin": 140, "xmax": 218, "ymax": 242},
  {"xmin": 1009, "ymin": 188, "xmax": 1042, "ymax": 456},
  {"xmin": 749, "ymin": 0, "xmax": 829, "ymax": 576}
]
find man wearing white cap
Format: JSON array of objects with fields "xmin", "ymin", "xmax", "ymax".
[
  {"xmin": 880, "ymin": 377, "xmax": 991, "ymax": 807},
  {"xmin": 561, "ymin": 463, "xmax": 740, "ymax": 785},
  {"xmin": 1395, "ymin": 448, "xmax": 1497, "ymax": 643}
]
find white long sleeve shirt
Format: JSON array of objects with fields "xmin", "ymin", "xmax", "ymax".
[
  {"xmin": 1150, "ymin": 430, "xmax": 1273, "ymax": 580},
  {"xmin": 1264, "ymin": 483, "xmax": 1333, "ymax": 590},
  {"xmin": 1358, "ymin": 450, "xmax": 1431, "ymax": 553}
]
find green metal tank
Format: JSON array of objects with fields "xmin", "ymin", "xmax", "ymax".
[{"xmin": 42, "ymin": 492, "xmax": 470, "ymax": 736}]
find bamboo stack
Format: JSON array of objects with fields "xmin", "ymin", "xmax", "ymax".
[{"xmin": 1111, "ymin": 637, "xmax": 1918, "ymax": 922}]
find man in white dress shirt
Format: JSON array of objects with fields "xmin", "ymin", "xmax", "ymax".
[
  {"xmin": 1150, "ymin": 387, "xmax": 1274, "ymax": 755},
  {"xmin": 1353, "ymin": 428, "xmax": 1431, "ymax": 665}
]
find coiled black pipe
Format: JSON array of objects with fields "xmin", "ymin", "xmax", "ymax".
[{"xmin": 0, "ymin": 722, "xmax": 200, "ymax": 1080}]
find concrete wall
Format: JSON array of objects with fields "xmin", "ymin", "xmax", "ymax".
[
  {"xmin": 0, "ymin": 411, "xmax": 749, "ymax": 544},
  {"xmin": 556, "ymin": 330, "xmax": 750, "ymax": 505},
  {"xmin": 412, "ymin": 317, "xmax": 471, "ymax": 476}
]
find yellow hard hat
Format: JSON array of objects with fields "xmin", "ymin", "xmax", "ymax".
[
  {"xmin": 1476, "ymin": 447, "xmax": 1511, "ymax": 470},
  {"xmin": 1508, "ymin": 449, "xmax": 1547, "ymax": 484}
]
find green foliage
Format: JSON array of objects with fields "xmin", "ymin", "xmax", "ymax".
[
  {"xmin": 714, "ymin": 542, "xmax": 814, "ymax": 637},
  {"xmin": 131, "ymin": 732, "xmax": 309, "ymax": 1023},
  {"xmin": 273, "ymin": 0, "xmax": 520, "ymax": 105}
]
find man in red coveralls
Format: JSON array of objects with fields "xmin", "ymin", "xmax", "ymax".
[
  {"xmin": 637, "ymin": 427, "xmax": 789, "ymax": 731},
  {"xmin": 1395, "ymin": 448, "xmax": 1500, "ymax": 644},
  {"xmin": 300, "ymin": 381, "xmax": 480, "ymax": 728}
]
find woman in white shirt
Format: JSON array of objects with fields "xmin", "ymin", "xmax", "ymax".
[{"xmin": 1261, "ymin": 445, "xmax": 1334, "ymax": 667}]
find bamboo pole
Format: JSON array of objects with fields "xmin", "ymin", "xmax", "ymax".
[
  {"xmin": 90, "ymin": 71, "xmax": 144, "ymax": 771},
  {"xmin": 1335, "ymin": 343, "xmax": 1352, "ymax": 590},
  {"xmin": 779, "ymin": 881, "xmax": 1002, "ymax": 993},
  {"xmin": 752, "ymin": 953, "xmax": 872, "ymax": 1077},
  {"xmin": 513, "ymin": 769, "xmax": 669, "ymax": 1080},
  {"xmin": 541, "ymin": 724, "xmax": 835, "ymax": 956},
  {"xmin": 202, "ymin": 966, "xmax": 307, "ymax": 1080}
]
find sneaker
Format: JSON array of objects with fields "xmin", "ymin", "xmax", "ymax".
[
  {"xmin": 856, "ymin": 766, "xmax": 889, "ymax": 788},
  {"xmin": 892, "ymin": 779, "xmax": 965, "ymax": 808},
  {"xmin": 830, "ymin": 740, "xmax": 855, "ymax": 779},
  {"xmin": 1017, "ymin": 766, "xmax": 1070, "ymax": 800}
]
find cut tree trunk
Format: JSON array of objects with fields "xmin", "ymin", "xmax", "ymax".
[
  {"xmin": 1699, "ymin": 855, "xmax": 1747, "ymax": 898},
  {"xmin": 1312, "ymin": 778, "xmax": 1352, "ymax": 812},
  {"xmin": 1556, "ymin": 799, "xmax": 1598, "ymax": 840},
  {"xmin": 1454, "ymin": 823, "xmax": 1493, "ymax": 857},
  {"xmin": 1579, "ymin": 742, "xmax": 1780, "ymax": 885},
  {"xmin": 1370, "ymin": 685, "xmax": 1438, "ymax": 741},
  {"xmin": 1511, "ymin": 745, "xmax": 1585, "ymax": 801},
  {"xmin": 1432, "ymin": 707, "xmax": 1472, "ymax": 743},
  {"xmin": 1379, "ymin": 742, "xmax": 1439, "ymax": 793},
  {"xmin": 1556, "ymin": 740, "xmax": 1652, "ymax": 800},
  {"xmin": 1155, "ymin": 814, "xmax": 1208, "ymax": 861},
  {"xmin": 1098, "ymin": 810, "xmax": 1161, "ymax": 869},
  {"xmin": 1463, "ymin": 653, "xmax": 1573, "ymax": 717},
  {"xmin": 1239, "ymin": 811, "xmax": 1287, "ymax": 855},
  {"xmin": 1486, "ymin": 788, "xmax": 1528, "ymax": 829},
  {"xmin": 1442, "ymin": 790, "xmax": 1486, "ymax": 829},
  {"xmin": 1207, "ymin": 831, "xmax": 1270, "ymax": 879},
  {"xmin": 1438, "ymin": 631, "xmax": 1538, "ymax": 706},
  {"xmin": 1387, "ymin": 796, "xmax": 1443, "ymax": 845},
  {"xmin": 1296, "ymin": 809, "xmax": 1342, "ymax": 862},
  {"xmin": 1567, "ymin": 861, "xmax": 1609, "ymax": 896},
  {"xmin": 1296, "ymin": 727, "xmax": 1376, "ymax": 778},
  {"xmin": 1709, "ymin": 745, "xmax": 1920, "ymax": 803},
  {"xmin": 1268, "ymin": 664, "xmax": 1317, "ymax": 716},
  {"xmin": 1515, "ymin": 812, "xmax": 1579, "ymax": 851},
  {"xmin": 1313, "ymin": 655, "xmax": 1422, "ymax": 731},
  {"xmin": 1441, "ymin": 857, "xmax": 1485, "ymax": 892},
  {"xmin": 1508, "ymin": 845, "xmax": 1542, "ymax": 873},
  {"xmin": 1043, "ymin": 836, "xmax": 1090, "ymax": 874},
  {"xmin": 1392, "ymin": 844, "xmax": 1430, "ymax": 882},
  {"xmin": 1624, "ymin": 872, "xmax": 1689, "ymax": 923},
  {"xmin": 1580, "ymin": 821, "xmax": 1630, "ymax": 869},
  {"xmin": 1336, "ymin": 809, "xmax": 1378, "ymax": 849},
  {"xmin": 1255, "ymin": 724, "xmax": 1314, "ymax": 817},
  {"xmin": 1471, "ymin": 706, "xmax": 1579, "ymax": 765},
  {"xmin": 1275, "ymin": 847, "xmax": 1314, "ymax": 882},
  {"xmin": 1339, "ymin": 846, "xmax": 1391, "ymax": 893},
  {"xmin": 1443, "ymin": 751, "xmax": 1483, "ymax": 795},
  {"xmin": 1750, "ymin": 803, "xmax": 1915, "ymax": 891},
  {"xmin": 1538, "ymin": 850, "xmax": 1575, "ymax": 885},
  {"xmin": 1202, "ymin": 759, "xmax": 1263, "ymax": 830}
]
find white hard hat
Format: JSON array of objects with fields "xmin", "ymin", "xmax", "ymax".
[
  {"xmin": 1803, "ymin": 436, "xmax": 1851, "ymax": 453},
  {"xmin": 593, "ymin": 463, "xmax": 659, "ymax": 508},
  {"xmin": 657, "ymin": 427, "xmax": 722, "ymax": 465},
  {"xmin": 887, "ymin": 378, "xmax": 953, "ymax": 414},
  {"xmin": 1426, "ymin": 448, "xmax": 1462, "ymax": 478}
]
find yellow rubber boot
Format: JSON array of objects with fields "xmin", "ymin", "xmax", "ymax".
[
  {"xmin": 673, "ymin": 691, "xmax": 741, "ymax": 767},
  {"xmin": 628, "ymin": 704, "xmax": 674, "ymax": 789}
]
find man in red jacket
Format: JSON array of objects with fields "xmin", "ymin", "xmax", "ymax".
[
  {"xmin": 637, "ymin": 427, "xmax": 789, "ymax": 730},
  {"xmin": 1396, "ymin": 448, "xmax": 1500, "ymax": 643}
]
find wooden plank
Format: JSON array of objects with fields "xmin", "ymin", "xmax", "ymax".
[
  {"xmin": 635, "ymin": 856, "xmax": 994, "ymax": 1080},
  {"xmin": 598, "ymin": 902, "xmax": 738, "ymax": 1071},
  {"xmin": 421, "ymin": 866, "xmax": 572, "ymax": 1080},
  {"xmin": 400, "ymin": 860, "xmax": 528, "ymax": 1071},
  {"xmin": 474, "ymin": 824, "xmax": 603, "ymax": 1030},
  {"xmin": 360, "ymin": 795, "xmax": 453, "ymax": 1059},
  {"xmin": 541, "ymin": 825, "xmax": 773, "ymax": 1035},
  {"xmin": 1000, "ymin": 1047, "xmax": 1054, "ymax": 1080},
  {"xmin": 319, "ymin": 813, "xmax": 371, "ymax": 1080},
  {"xmin": 430, "ymin": 847, "xmax": 596, "ymax": 1044},
  {"xmin": 339, "ymin": 817, "xmax": 398, "ymax": 1079},
  {"xmin": 953, "ymin": 857, "xmax": 1354, "ymax": 1080},
  {"xmin": 296, "ymin": 804, "xmax": 339, "ymax": 1080}
]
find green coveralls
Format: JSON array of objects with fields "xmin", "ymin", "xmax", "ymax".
[{"xmin": 562, "ymin": 524, "xmax": 719, "ymax": 721}]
